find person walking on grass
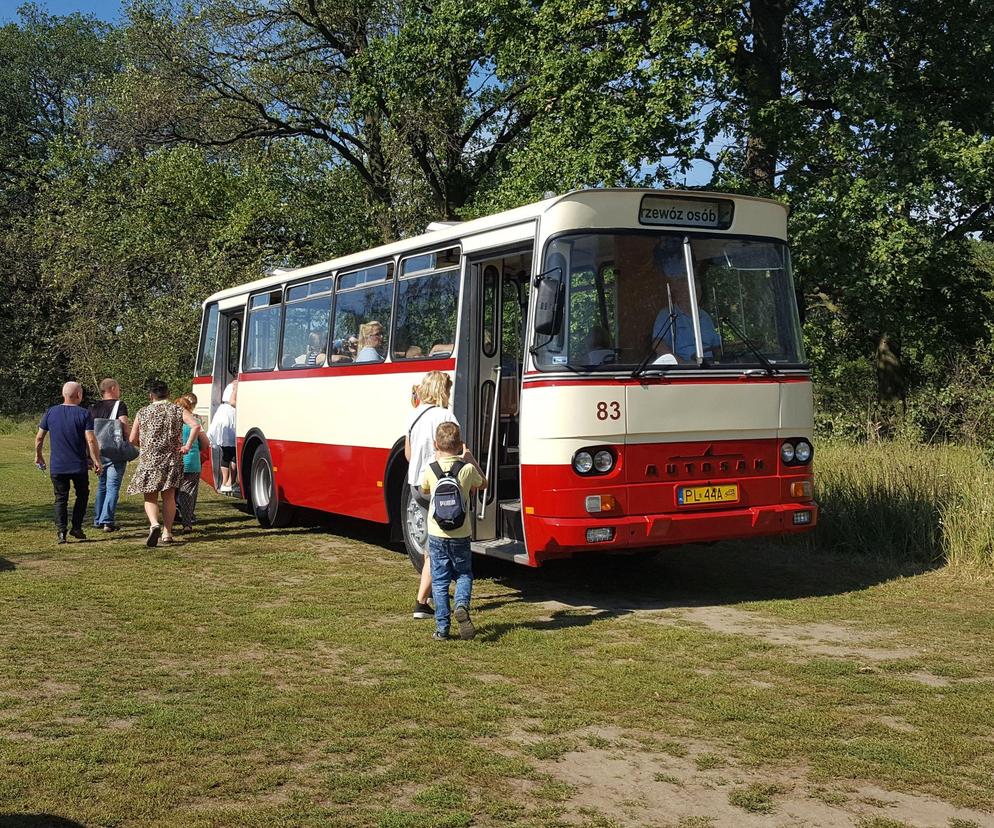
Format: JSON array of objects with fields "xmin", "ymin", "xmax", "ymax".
[
  {"xmin": 420, "ymin": 421, "xmax": 486, "ymax": 641},
  {"xmin": 89, "ymin": 377, "xmax": 132, "ymax": 532},
  {"xmin": 127, "ymin": 380, "xmax": 188, "ymax": 547},
  {"xmin": 405, "ymin": 371, "xmax": 458, "ymax": 620},
  {"xmin": 34, "ymin": 381, "xmax": 102, "ymax": 544},
  {"xmin": 175, "ymin": 392, "xmax": 206, "ymax": 531}
]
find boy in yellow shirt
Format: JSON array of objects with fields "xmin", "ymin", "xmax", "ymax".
[{"xmin": 420, "ymin": 422, "xmax": 487, "ymax": 640}]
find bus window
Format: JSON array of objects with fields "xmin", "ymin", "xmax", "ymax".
[
  {"xmin": 569, "ymin": 263, "xmax": 618, "ymax": 366},
  {"xmin": 226, "ymin": 316, "xmax": 241, "ymax": 377},
  {"xmin": 481, "ymin": 265, "xmax": 498, "ymax": 358},
  {"xmin": 332, "ymin": 262, "xmax": 394, "ymax": 364},
  {"xmin": 281, "ymin": 277, "xmax": 332, "ymax": 368},
  {"xmin": 244, "ymin": 290, "xmax": 283, "ymax": 371},
  {"xmin": 394, "ymin": 247, "xmax": 460, "ymax": 360},
  {"xmin": 197, "ymin": 303, "xmax": 219, "ymax": 376}
]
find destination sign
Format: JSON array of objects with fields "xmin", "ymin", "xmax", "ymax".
[{"xmin": 638, "ymin": 195, "xmax": 734, "ymax": 230}]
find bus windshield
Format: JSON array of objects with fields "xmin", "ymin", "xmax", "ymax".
[{"xmin": 533, "ymin": 232, "xmax": 805, "ymax": 371}]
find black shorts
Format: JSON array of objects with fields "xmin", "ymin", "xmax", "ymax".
[{"xmin": 221, "ymin": 445, "xmax": 236, "ymax": 463}]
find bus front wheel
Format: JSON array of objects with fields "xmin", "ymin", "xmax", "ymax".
[
  {"xmin": 249, "ymin": 443, "xmax": 294, "ymax": 529},
  {"xmin": 400, "ymin": 484, "xmax": 427, "ymax": 573}
]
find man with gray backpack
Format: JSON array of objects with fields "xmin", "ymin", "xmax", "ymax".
[
  {"xmin": 89, "ymin": 378, "xmax": 137, "ymax": 532},
  {"xmin": 419, "ymin": 421, "xmax": 487, "ymax": 641}
]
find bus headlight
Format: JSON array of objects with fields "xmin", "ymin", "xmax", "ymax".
[
  {"xmin": 573, "ymin": 451, "xmax": 594, "ymax": 474},
  {"xmin": 780, "ymin": 442, "xmax": 795, "ymax": 464},
  {"xmin": 593, "ymin": 450, "xmax": 615, "ymax": 473},
  {"xmin": 794, "ymin": 440, "xmax": 813, "ymax": 464}
]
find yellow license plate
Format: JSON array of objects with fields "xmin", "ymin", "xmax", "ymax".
[{"xmin": 678, "ymin": 484, "xmax": 739, "ymax": 506}]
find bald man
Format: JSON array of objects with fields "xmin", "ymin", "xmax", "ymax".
[{"xmin": 35, "ymin": 382, "xmax": 102, "ymax": 544}]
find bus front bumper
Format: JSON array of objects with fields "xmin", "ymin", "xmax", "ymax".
[{"xmin": 524, "ymin": 502, "xmax": 818, "ymax": 564}]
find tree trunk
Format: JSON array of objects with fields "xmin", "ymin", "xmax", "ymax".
[{"xmin": 741, "ymin": 0, "xmax": 787, "ymax": 191}]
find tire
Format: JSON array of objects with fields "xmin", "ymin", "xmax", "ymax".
[
  {"xmin": 249, "ymin": 442, "xmax": 294, "ymax": 528},
  {"xmin": 401, "ymin": 483, "xmax": 427, "ymax": 573}
]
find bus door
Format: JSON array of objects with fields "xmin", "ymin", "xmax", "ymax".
[
  {"xmin": 472, "ymin": 253, "xmax": 531, "ymax": 543},
  {"xmin": 211, "ymin": 307, "xmax": 243, "ymax": 490}
]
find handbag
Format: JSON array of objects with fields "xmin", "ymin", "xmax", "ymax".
[{"xmin": 93, "ymin": 401, "xmax": 139, "ymax": 463}]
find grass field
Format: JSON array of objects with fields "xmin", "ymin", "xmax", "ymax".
[{"xmin": 2, "ymin": 422, "xmax": 994, "ymax": 828}]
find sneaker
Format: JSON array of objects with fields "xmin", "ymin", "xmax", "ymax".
[
  {"xmin": 146, "ymin": 524, "xmax": 161, "ymax": 548},
  {"xmin": 218, "ymin": 484, "xmax": 233, "ymax": 493},
  {"xmin": 102, "ymin": 524, "xmax": 116, "ymax": 533},
  {"xmin": 454, "ymin": 605, "xmax": 476, "ymax": 640},
  {"xmin": 431, "ymin": 630, "xmax": 450, "ymax": 641},
  {"xmin": 412, "ymin": 601, "xmax": 433, "ymax": 619},
  {"xmin": 68, "ymin": 528, "xmax": 86, "ymax": 540},
  {"xmin": 57, "ymin": 530, "xmax": 67, "ymax": 545}
]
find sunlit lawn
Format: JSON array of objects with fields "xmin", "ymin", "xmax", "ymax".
[{"xmin": 2, "ymin": 421, "xmax": 993, "ymax": 827}]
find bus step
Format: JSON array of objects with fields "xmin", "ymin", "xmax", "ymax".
[
  {"xmin": 471, "ymin": 538, "xmax": 528, "ymax": 565},
  {"xmin": 499, "ymin": 500, "xmax": 524, "ymax": 541}
]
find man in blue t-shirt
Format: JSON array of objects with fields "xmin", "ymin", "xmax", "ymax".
[{"xmin": 34, "ymin": 381, "xmax": 102, "ymax": 544}]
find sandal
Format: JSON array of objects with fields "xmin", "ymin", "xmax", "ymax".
[
  {"xmin": 146, "ymin": 525, "xmax": 161, "ymax": 548},
  {"xmin": 161, "ymin": 534, "xmax": 174, "ymax": 545}
]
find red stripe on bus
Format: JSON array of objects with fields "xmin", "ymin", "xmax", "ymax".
[
  {"xmin": 192, "ymin": 376, "xmax": 212, "ymax": 386},
  {"xmin": 521, "ymin": 375, "xmax": 809, "ymax": 389},
  {"xmin": 237, "ymin": 358, "xmax": 455, "ymax": 381},
  {"xmin": 240, "ymin": 437, "xmax": 391, "ymax": 523}
]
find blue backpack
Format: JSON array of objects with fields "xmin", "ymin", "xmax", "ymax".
[{"xmin": 430, "ymin": 460, "xmax": 467, "ymax": 530}]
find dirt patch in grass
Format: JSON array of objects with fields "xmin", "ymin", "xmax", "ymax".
[
  {"xmin": 533, "ymin": 737, "xmax": 994, "ymax": 827},
  {"xmin": 644, "ymin": 604, "xmax": 919, "ymax": 662}
]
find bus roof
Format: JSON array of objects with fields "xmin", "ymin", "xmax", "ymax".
[{"xmin": 202, "ymin": 188, "xmax": 787, "ymax": 305}]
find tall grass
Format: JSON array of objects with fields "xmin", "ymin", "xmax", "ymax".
[{"xmin": 810, "ymin": 442, "xmax": 994, "ymax": 570}]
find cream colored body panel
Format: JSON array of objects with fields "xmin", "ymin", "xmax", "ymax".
[
  {"xmin": 235, "ymin": 371, "xmax": 448, "ymax": 448},
  {"xmin": 519, "ymin": 380, "xmax": 812, "ymax": 465}
]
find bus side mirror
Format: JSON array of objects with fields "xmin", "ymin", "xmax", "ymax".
[{"xmin": 534, "ymin": 269, "xmax": 564, "ymax": 336}]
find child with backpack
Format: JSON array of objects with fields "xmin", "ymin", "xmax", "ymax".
[{"xmin": 420, "ymin": 421, "xmax": 487, "ymax": 640}]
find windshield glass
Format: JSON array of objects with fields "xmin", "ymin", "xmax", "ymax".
[{"xmin": 533, "ymin": 232, "xmax": 805, "ymax": 370}]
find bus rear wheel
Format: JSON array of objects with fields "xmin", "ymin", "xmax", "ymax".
[
  {"xmin": 400, "ymin": 484, "xmax": 427, "ymax": 573},
  {"xmin": 249, "ymin": 443, "xmax": 294, "ymax": 528}
]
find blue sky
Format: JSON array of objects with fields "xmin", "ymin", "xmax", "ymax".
[{"xmin": 0, "ymin": 0, "xmax": 122, "ymax": 23}]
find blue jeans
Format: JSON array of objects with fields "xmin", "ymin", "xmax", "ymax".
[
  {"xmin": 93, "ymin": 458, "xmax": 126, "ymax": 527},
  {"xmin": 428, "ymin": 535, "xmax": 473, "ymax": 635}
]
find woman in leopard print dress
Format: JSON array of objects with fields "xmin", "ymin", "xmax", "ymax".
[{"xmin": 127, "ymin": 380, "xmax": 193, "ymax": 547}]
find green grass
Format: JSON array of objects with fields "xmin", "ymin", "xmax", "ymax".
[{"xmin": 2, "ymin": 422, "xmax": 994, "ymax": 826}]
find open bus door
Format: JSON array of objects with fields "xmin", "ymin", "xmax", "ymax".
[
  {"xmin": 211, "ymin": 308, "xmax": 243, "ymax": 492},
  {"xmin": 463, "ymin": 251, "xmax": 531, "ymax": 564}
]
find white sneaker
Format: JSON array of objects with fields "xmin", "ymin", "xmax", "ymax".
[{"xmin": 218, "ymin": 484, "xmax": 233, "ymax": 493}]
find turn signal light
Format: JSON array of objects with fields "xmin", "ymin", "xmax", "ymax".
[
  {"xmin": 585, "ymin": 495, "xmax": 617, "ymax": 514},
  {"xmin": 790, "ymin": 480, "xmax": 813, "ymax": 499}
]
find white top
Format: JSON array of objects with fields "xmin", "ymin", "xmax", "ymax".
[
  {"xmin": 406, "ymin": 404, "xmax": 458, "ymax": 485},
  {"xmin": 208, "ymin": 402, "xmax": 237, "ymax": 447}
]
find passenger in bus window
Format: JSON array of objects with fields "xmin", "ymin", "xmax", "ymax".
[
  {"xmin": 585, "ymin": 325, "xmax": 615, "ymax": 365},
  {"xmin": 356, "ymin": 321, "xmax": 386, "ymax": 362},
  {"xmin": 428, "ymin": 340, "xmax": 453, "ymax": 357},
  {"xmin": 294, "ymin": 331, "xmax": 327, "ymax": 367}
]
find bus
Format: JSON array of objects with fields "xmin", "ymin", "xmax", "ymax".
[{"xmin": 192, "ymin": 188, "xmax": 817, "ymax": 569}]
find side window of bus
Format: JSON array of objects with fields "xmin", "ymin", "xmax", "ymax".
[
  {"xmin": 197, "ymin": 303, "xmax": 219, "ymax": 376},
  {"xmin": 394, "ymin": 247, "xmax": 460, "ymax": 360},
  {"xmin": 281, "ymin": 277, "xmax": 333, "ymax": 369},
  {"xmin": 244, "ymin": 290, "xmax": 283, "ymax": 371},
  {"xmin": 331, "ymin": 262, "xmax": 394, "ymax": 364}
]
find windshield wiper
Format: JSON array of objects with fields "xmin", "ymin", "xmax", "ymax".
[
  {"xmin": 632, "ymin": 313, "xmax": 677, "ymax": 379},
  {"xmin": 719, "ymin": 317, "xmax": 781, "ymax": 376}
]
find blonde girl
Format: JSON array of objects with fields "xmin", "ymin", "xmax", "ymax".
[{"xmin": 405, "ymin": 371, "xmax": 456, "ymax": 619}]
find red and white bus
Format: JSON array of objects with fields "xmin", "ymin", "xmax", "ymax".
[{"xmin": 193, "ymin": 188, "xmax": 817, "ymax": 568}]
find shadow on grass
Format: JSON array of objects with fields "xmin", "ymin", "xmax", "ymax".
[
  {"xmin": 471, "ymin": 535, "xmax": 938, "ymax": 619},
  {"xmin": 0, "ymin": 816, "xmax": 87, "ymax": 828},
  {"xmin": 0, "ymin": 557, "xmax": 14, "ymax": 572}
]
